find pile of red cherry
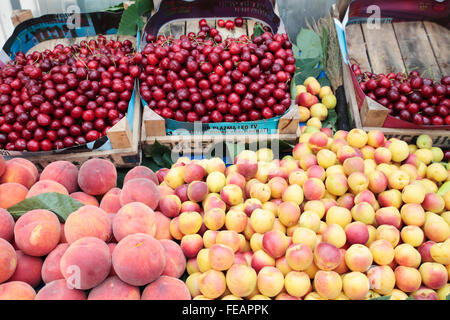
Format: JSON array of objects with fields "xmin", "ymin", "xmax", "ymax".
[
  {"xmin": 352, "ymin": 64, "xmax": 450, "ymax": 126},
  {"xmin": 139, "ymin": 19, "xmax": 296, "ymax": 123},
  {"xmin": 0, "ymin": 36, "xmax": 140, "ymax": 152}
]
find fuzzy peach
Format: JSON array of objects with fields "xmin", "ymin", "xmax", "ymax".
[
  {"xmin": 369, "ymin": 240, "xmax": 395, "ymax": 265},
  {"xmin": 400, "ymin": 203, "xmax": 426, "ymax": 226},
  {"xmin": 257, "ymin": 266, "xmax": 284, "ymax": 297},
  {"xmin": 226, "ymin": 264, "xmax": 257, "ymax": 297},
  {"xmin": 375, "ymin": 225, "xmax": 400, "ymax": 247},
  {"xmin": 321, "ymin": 224, "xmax": 346, "ymax": 248},
  {"xmin": 342, "ymin": 272, "xmax": 370, "ymax": 300},
  {"xmin": 299, "ymin": 211, "xmax": 321, "ymax": 232},
  {"xmin": 325, "ymin": 174, "xmax": 348, "ymax": 196},
  {"xmin": 345, "ymin": 222, "xmax": 369, "ymax": 245},
  {"xmin": 351, "ymin": 202, "xmax": 375, "ymax": 225},
  {"xmin": 250, "ymin": 209, "xmax": 275, "ymax": 234},
  {"xmin": 314, "ymin": 270, "xmax": 342, "ymax": 299},
  {"xmin": 209, "ymin": 244, "xmax": 234, "ymax": 271},
  {"xmin": 367, "ymin": 170, "xmax": 388, "ymax": 194},
  {"xmin": 292, "ymin": 227, "xmax": 317, "ymax": 249}
]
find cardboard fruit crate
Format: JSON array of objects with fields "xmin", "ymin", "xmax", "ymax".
[
  {"xmin": 140, "ymin": 0, "xmax": 300, "ymax": 156},
  {"xmin": 1, "ymin": 12, "xmax": 142, "ymax": 170},
  {"xmin": 335, "ymin": 0, "xmax": 450, "ymax": 147}
]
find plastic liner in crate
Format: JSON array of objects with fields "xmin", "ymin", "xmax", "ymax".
[
  {"xmin": 139, "ymin": 0, "xmax": 300, "ymax": 136},
  {"xmin": 334, "ymin": 0, "xmax": 450, "ymax": 131},
  {"xmin": 0, "ymin": 11, "xmax": 138, "ymax": 159}
]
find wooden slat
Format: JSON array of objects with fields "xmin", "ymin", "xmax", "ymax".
[
  {"xmin": 423, "ymin": 21, "xmax": 450, "ymax": 77},
  {"xmin": 185, "ymin": 19, "xmax": 216, "ymax": 34},
  {"xmin": 247, "ymin": 20, "xmax": 256, "ymax": 37},
  {"xmin": 360, "ymin": 98, "xmax": 388, "ymax": 127},
  {"xmin": 361, "ymin": 22, "xmax": 405, "ymax": 74},
  {"xmin": 345, "ymin": 23, "xmax": 372, "ymax": 72},
  {"xmin": 393, "ymin": 21, "xmax": 441, "ymax": 79}
]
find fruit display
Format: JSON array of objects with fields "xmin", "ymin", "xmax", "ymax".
[
  {"xmin": 295, "ymin": 76, "xmax": 337, "ymax": 126},
  {"xmin": 0, "ymin": 129, "xmax": 449, "ymax": 300},
  {"xmin": 352, "ymin": 64, "xmax": 450, "ymax": 126},
  {"xmin": 139, "ymin": 20, "xmax": 296, "ymax": 123},
  {"xmin": 0, "ymin": 36, "xmax": 141, "ymax": 152}
]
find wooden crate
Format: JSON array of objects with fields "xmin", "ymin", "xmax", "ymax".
[
  {"xmin": 343, "ymin": 20, "xmax": 450, "ymax": 147},
  {"xmin": 1, "ymin": 35, "xmax": 143, "ymax": 170},
  {"xmin": 141, "ymin": 15, "xmax": 300, "ymax": 155}
]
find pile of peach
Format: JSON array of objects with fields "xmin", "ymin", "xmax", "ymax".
[{"xmin": 0, "ymin": 157, "xmax": 190, "ymax": 300}]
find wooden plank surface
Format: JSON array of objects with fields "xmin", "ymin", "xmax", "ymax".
[
  {"xmin": 423, "ymin": 21, "xmax": 450, "ymax": 77},
  {"xmin": 345, "ymin": 23, "xmax": 372, "ymax": 72},
  {"xmin": 393, "ymin": 21, "xmax": 441, "ymax": 79},
  {"xmin": 361, "ymin": 22, "xmax": 405, "ymax": 74}
]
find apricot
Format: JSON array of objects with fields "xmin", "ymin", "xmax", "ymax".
[
  {"xmin": 262, "ymin": 230, "xmax": 288, "ymax": 259},
  {"xmin": 345, "ymin": 222, "xmax": 369, "ymax": 245},
  {"xmin": 292, "ymin": 227, "xmax": 317, "ymax": 249},
  {"xmin": 251, "ymin": 250, "xmax": 276, "ymax": 273},
  {"xmin": 206, "ymin": 172, "xmax": 226, "ymax": 193},
  {"xmin": 369, "ymin": 240, "xmax": 394, "ymax": 265},
  {"xmin": 226, "ymin": 264, "xmax": 257, "ymax": 297},
  {"xmin": 326, "ymin": 206, "xmax": 352, "ymax": 228},
  {"xmin": 375, "ymin": 207, "xmax": 401, "ymax": 229},
  {"xmin": 342, "ymin": 272, "xmax": 370, "ymax": 300},
  {"xmin": 419, "ymin": 262, "xmax": 448, "ymax": 290},
  {"xmin": 178, "ymin": 211, "xmax": 202, "ymax": 235},
  {"xmin": 198, "ymin": 269, "xmax": 226, "ymax": 299},
  {"xmin": 180, "ymin": 234, "xmax": 203, "ymax": 258},
  {"xmin": 400, "ymin": 225, "xmax": 424, "ymax": 247},
  {"xmin": 394, "ymin": 266, "xmax": 422, "ymax": 292},
  {"xmin": 225, "ymin": 210, "xmax": 248, "ymax": 233},
  {"xmin": 314, "ymin": 270, "xmax": 342, "ymax": 299},
  {"xmin": 367, "ymin": 265, "xmax": 395, "ymax": 295},
  {"xmin": 314, "ymin": 242, "xmax": 340, "ymax": 271},
  {"xmin": 325, "ymin": 174, "xmax": 348, "ymax": 196},
  {"xmin": 285, "ymin": 271, "xmax": 311, "ymax": 298},
  {"xmin": 186, "ymin": 272, "xmax": 201, "ymax": 298},
  {"xmin": 430, "ymin": 242, "xmax": 450, "ymax": 265},
  {"xmin": 257, "ymin": 266, "xmax": 284, "ymax": 297},
  {"xmin": 321, "ymin": 224, "xmax": 346, "ymax": 248},
  {"xmin": 345, "ymin": 244, "xmax": 373, "ymax": 272},
  {"xmin": 394, "ymin": 243, "xmax": 421, "ymax": 268},
  {"xmin": 286, "ymin": 243, "xmax": 314, "ymax": 271}
]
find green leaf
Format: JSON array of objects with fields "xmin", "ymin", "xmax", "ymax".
[
  {"xmin": 446, "ymin": 293, "xmax": 450, "ymax": 300},
  {"xmin": 7, "ymin": 193, "xmax": 84, "ymax": 223},
  {"xmin": 406, "ymin": 296, "xmax": 415, "ymax": 300},
  {"xmin": 118, "ymin": 3, "xmax": 140, "ymax": 36},
  {"xmin": 370, "ymin": 295, "xmax": 391, "ymax": 300},
  {"xmin": 296, "ymin": 29, "xmax": 323, "ymax": 59}
]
